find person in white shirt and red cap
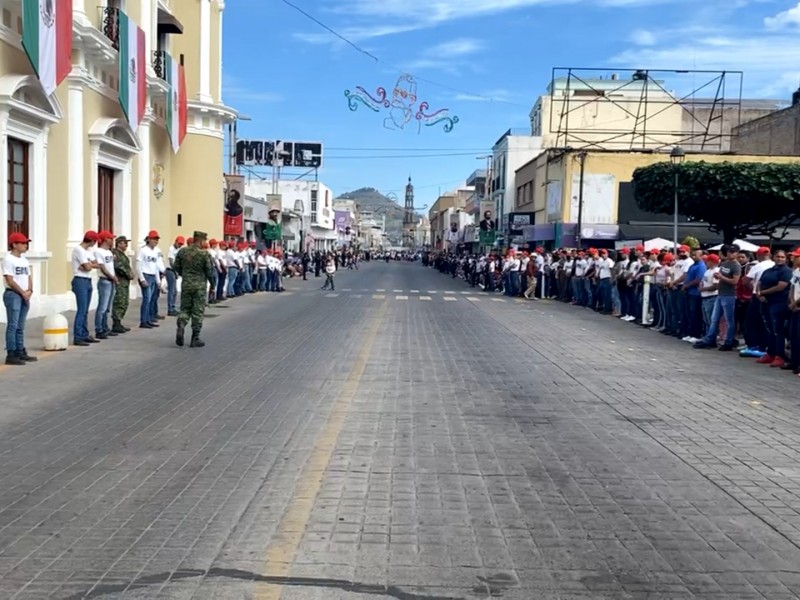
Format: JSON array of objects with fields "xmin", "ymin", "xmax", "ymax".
[{"xmin": 3, "ymin": 232, "xmax": 36, "ymax": 365}]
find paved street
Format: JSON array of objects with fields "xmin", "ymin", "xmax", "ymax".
[{"xmin": 3, "ymin": 261, "xmax": 800, "ymax": 599}]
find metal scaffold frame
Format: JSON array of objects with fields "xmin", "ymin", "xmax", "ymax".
[{"xmin": 548, "ymin": 67, "xmax": 744, "ymax": 152}]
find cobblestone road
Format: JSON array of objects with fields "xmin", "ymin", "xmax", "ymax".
[{"xmin": 2, "ymin": 262, "xmax": 800, "ymax": 599}]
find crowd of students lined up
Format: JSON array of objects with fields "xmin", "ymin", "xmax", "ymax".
[{"xmin": 427, "ymin": 244, "xmax": 800, "ymax": 377}]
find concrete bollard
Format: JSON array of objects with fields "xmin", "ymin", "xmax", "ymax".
[{"xmin": 43, "ymin": 314, "xmax": 69, "ymax": 351}]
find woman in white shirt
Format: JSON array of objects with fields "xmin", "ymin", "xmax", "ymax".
[
  {"xmin": 3, "ymin": 232, "xmax": 36, "ymax": 365},
  {"xmin": 71, "ymin": 231, "xmax": 99, "ymax": 345},
  {"xmin": 700, "ymin": 254, "xmax": 721, "ymax": 337}
]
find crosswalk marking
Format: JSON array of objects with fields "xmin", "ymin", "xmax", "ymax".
[
  {"xmin": 444, "ymin": 297, "xmax": 457, "ymax": 302},
  {"xmin": 396, "ymin": 295, "xmax": 408, "ymax": 300},
  {"xmin": 372, "ymin": 294, "xmax": 386, "ymax": 299},
  {"xmin": 444, "ymin": 291, "xmax": 455, "ymax": 294},
  {"xmin": 466, "ymin": 297, "xmax": 479, "ymax": 302},
  {"xmin": 342, "ymin": 288, "xmax": 352, "ymax": 292},
  {"xmin": 377, "ymin": 289, "xmax": 386, "ymax": 292},
  {"xmin": 515, "ymin": 299, "xmax": 526, "ymax": 304},
  {"xmin": 492, "ymin": 298, "xmax": 506, "ymax": 302},
  {"xmin": 420, "ymin": 296, "xmax": 432, "ymax": 301},
  {"xmin": 410, "ymin": 290, "xmax": 419, "ymax": 293},
  {"xmin": 325, "ymin": 293, "xmax": 339, "ymax": 298},
  {"xmin": 428, "ymin": 291, "xmax": 438, "ymax": 294},
  {"xmin": 393, "ymin": 289, "xmax": 403, "ymax": 293},
  {"xmin": 361, "ymin": 288, "xmax": 370, "ymax": 291}
]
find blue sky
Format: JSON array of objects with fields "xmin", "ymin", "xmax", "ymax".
[{"xmin": 222, "ymin": 0, "xmax": 800, "ymax": 208}]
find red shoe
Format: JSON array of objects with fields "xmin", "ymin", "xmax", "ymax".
[
  {"xmin": 770, "ymin": 357, "xmax": 786, "ymax": 368},
  {"xmin": 756, "ymin": 354, "xmax": 775, "ymax": 364}
]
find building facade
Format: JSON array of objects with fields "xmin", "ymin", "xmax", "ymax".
[
  {"xmin": 732, "ymin": 92, "xmax": 800, "ymax": 156},
  {"xmin": 490, "ymin": 129, "xmax": 542, "ymax": 233},
  {"xmin": 0, "ymin": 0, "xmax": 234, "ymax": 323}
]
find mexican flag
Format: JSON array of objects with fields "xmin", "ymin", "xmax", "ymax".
[
  {"xmin": 166, "ymin": 53, "xmax": 188, "ymax": 153},
  {"xmin": 21, "ymin": 0, "xmax": 74, "ymax": 96},
  {"xmin": 118, "ymin": 11, "xmax": 146, "ymax": 131}
]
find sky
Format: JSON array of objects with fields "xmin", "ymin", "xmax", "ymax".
[{"xmin": 222, "ymin": 0, "xmax": 800, "ymax": 208}]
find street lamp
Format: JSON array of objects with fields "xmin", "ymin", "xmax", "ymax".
[{"xmin": 670, "ymin": 146, "xmax": 685, "ymax": 252}]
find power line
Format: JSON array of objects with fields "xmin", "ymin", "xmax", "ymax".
[
  {"xmin": 325, "ymin": 152, "xmax": 486, "ymax": 159},
  {"xmin": 280, "ymin": 0, "xmax": 530, "ymax": 108}
]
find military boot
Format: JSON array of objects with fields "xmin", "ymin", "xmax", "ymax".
[
  {"xmin": 112, "ymin": 318, "xmax": 126, "ymax": 333},
  {"xmin": 189, "ymin": 330, "xmax": 205, "ymax": 348},
  {"xmin": 19, "ymin": 348, "xmax": 38, "ymax": 362},
  {"xmin": 176, "ymin": 322, "xmax": 185, "ymax": 347},
  {"xmin": 5, "ymin": 352, "xmax": 25, "ymax": 366}
]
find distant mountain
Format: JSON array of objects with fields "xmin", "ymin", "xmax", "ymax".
[{"xmin": 335, "ymin": 187, "xmax": 420, "ymax": 242}]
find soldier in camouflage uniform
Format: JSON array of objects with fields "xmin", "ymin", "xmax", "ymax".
[
  {"xmin": 173, "ymin": 231, "xmax": 215, "ymax": 348},
  {"xmin": 111, "ymin": 236, "xmax": 132, "ymax": 333}
]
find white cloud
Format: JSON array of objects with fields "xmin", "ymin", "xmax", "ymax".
[
  {"xmin": 454, "ymin": 89, "xmax": 512, "ymax": 101},
  {"xmin": 430, "ymin": 38, "xmax": 485, "ymax": 57},
  {"xmin": 765, "ymin": 2, "xmax": 800, "ymax": 29},
  {"xmin": 222, "ymin": 74, "xmax": 282, "ymax": 103},
  {"xmin": 629, "ymin": 29, "xmax": 656, "ymax": 45},
  {"xmin": 402, "ymin": 38, "xmax": 484, "ymax": 72}
]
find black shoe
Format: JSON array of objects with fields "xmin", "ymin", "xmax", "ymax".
[
  {"xmin": 86, "ymin": 337, "xmax": 99, "ymax": 343},
  {"xmin": 122, "ymin": 325, "xmax": 131, "ymax": 332},
  {"xmin": 148, "ymin": 322, "xmax": 160, "ymax": 327},
  {"xmin": 18, "ymin": 349, "xmax": 37, "ymax": 362},
  {"xmin": 780, "ymin": 363, "xmax": 797, "ymax": 371},
  {"xmin": 73, "ymin": 340, "xmax": 90, "ymax": 347},
  {"xmin": 156, "ymin": 315, "xmax": 166, "ymax": 320},
  {"xmin": 694, "ymin": 341, "xmax": 716, "ymax": 349},
  {"xmin": 189, "ymin": 332, "xmax": 205, "ymax": 348},
  {"xmin": 105, "ymin": 330, "xmax": 118, "ymax": 337},
  {"xmin": 718, "ymin": 344, "xmax": 735, "ymax": 352},
  {"xmin": 167, "ymin": 311, "xmax": 179, "ymax": 317},
  {"xmin": 140, "ymin": 323, "xmax": 153, "ymax": 329},
  {"xmin": 96, "ymin": 332, "xmax": 108, "ymax": 340},
  {"xmin": 176, "ymin": 323, "xmax": 185, "ymax": 347},
  {"xmin": 5, "ymin": 353, "xmax": 25, "ymax": 365}
]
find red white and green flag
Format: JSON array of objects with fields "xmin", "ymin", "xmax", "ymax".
[
  {"xmin": 166, "ymin": 52, "xmax": 188, "ymax": 152},
  {"xmin": 21, "ymin": 0, "xmax": 74, "ymax": 96},
  {"xmin": 118, "ymin": 11, "xmax": 146, "ymax": 132}
]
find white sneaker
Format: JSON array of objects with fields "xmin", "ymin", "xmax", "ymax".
[
  {"xmin": 624, "ymin": 315, "xmax": 635, "ymax": 321},
  {"xmin": 682, "ymin": 336, "xmax": 693, "ymax": 342}
]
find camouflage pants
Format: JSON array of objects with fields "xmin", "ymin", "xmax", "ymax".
[
  {"xmin": 177, "ymin": 288, "xmax": 206, "ymax": 331},
  {"xmin": 112, "ymin": 281, "xmax": 130, "ymax": 321}
]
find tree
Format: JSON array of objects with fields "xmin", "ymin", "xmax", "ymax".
[{"xmin": 632, "ymin": 161, "xmax": 800, "ymax": 244}]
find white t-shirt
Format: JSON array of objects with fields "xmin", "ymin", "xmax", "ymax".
[
  {"xmin": 136, "ymin": 245, "xmax": 161, "ymax": 279},
  {"xmin": 701, "ymin": 267, "xmax": 719, "ymax": 298},
  {"xmin": 155, "ymin": 249, "xmax": 166, "ymax": 274},
  {"xmin": 257, "ymin": 255, "xmax": 267, "ymax": 269},
  {"xmin": 2, "ymin": 253, "xmax": 30, "ymax": 290},
  {"xmin": 597, "ymin": 257, "xmax": 614, "ymax": 279},
  {"xmin": 167, "ymin": 244, "xmax": 180, "ymax": 267},
  {"xmin": 95, "ymin": 247, "xmax": 115, "ymax": 278},
  {"xmin": 791, "ymin": 267, "xmax": 800, "ymax": 303},
  {"xmin": 72, "ymin": 245, "xmax": 95, "ymax": 278},
  {"xmin": 225, "ymin": 249, "xmax": 238, "ymax": 268},
  {"xmin": 574, "ymin": 258, "xmax": 586, "ymax": 277},
  {"xmin": 673, "ymin": 258, "xmax": 694, "ymax": 282},
  {"xmin": 748, "ymin": 259, "xmax": 775, "ymax": 291}
]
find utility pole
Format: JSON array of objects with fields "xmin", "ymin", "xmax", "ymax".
[{"xmin": 575, "ymin": 151, "xmax": 587, "ymax": 249}]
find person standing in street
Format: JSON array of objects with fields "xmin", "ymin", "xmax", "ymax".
[
  {"xmin": 137, "ymin": 230, "xmax": 162, "ymax": 329},
  {"xmin": 111, "ymin": 236, "xmax": 132, "ymax": 333},
  {"xmin": 322, "ymin": 255, "xmax": 336, "ymax": 291},
  {"xmin": 93, "ymin": 231, "xmax": 118, "ymax": 339},
  {"xmin": 3, "ymin": 232, "xmax": 36, "ymax": 365},
  {"xmin": 72, "ymin": 231, "xmax": 99, "ymax": 346},
  {"xmin": 302, "ymin": 251, "xmax": 310, "ymax": 280},
  {"xmin": 166, "ymin": 236, "xmax": 185, "ymax": 316},
  {"xmin": 173, "ymin": 231, "xmax": 215, "ymax": 348}
]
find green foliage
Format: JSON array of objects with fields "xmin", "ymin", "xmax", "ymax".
[
  {"xmin": 681, "ymin": 236, "xmax": 700, "ymax": 249},
  {"xmin": 632, "ymin": 161, "xmax": 800, "ymax": 243}
]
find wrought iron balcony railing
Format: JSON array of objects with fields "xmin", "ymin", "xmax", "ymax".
[
  {"xmin": 153, "ymin": 50, "xmax": 168, "ymax": 81},
  {"xmin": 101, "ymin": 7, "xmax": 120, "ymax": 51}
]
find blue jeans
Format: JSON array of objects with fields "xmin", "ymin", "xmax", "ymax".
[
  {"xmin": 139, "ymin": 274, "xmax": 157, "ymax": 325},
  {"xmin": 166, "ymin": 269, "xmax": 178, "ymax": 312},
  {"xmin": 95, "ymin": 278, "xmax": 115, "ymax": 334},
  {"xmin": 702, "ymin": 295, "xmax": 736, "ymax": 346},
  {"xmin": 767, "ymin": 303, "xmax": 789, "ymax": 359},
  {"xmin": 71, "ymin": 277, "xmax": 93, "ymax": 341},
  {"xmin": 3, "ymin": 289, "xmax": 29, "ymax": 353},
  {"xmin": 150, "ymin": 276, "xmax": 161, "ymax": 319},
  {"xmin": 702, "ymin": 297, "xmax": 716, "ymax": 336},
  {"xmin": 257, "ymin": 269, "xmax": 267, "ymax": 291},
  {"xmin": 226, "ymin": 267, "xmax": 239, "ymax": 297},
  {"xmin": 216, "ymin": 269, "xmax": 226, "ymax": 299},
  {"xmin": 598, "ymin": 278, "xmax": 612, "ymax": 312}
]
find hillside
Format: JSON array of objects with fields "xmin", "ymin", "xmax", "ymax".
[{"xmin": 335, "ymin": 187, "xmax": 420, "ymax": 243}]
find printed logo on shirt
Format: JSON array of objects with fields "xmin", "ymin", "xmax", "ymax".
[{"xmin": 14, "ymin": 267, "xmax": 29, "ymax": 275}]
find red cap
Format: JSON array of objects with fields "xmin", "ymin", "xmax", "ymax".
[
  {"xmin": 662, "ymin": 253, "xmax": 675, "ymax": 263},
  {"xmin": 98, "ymin": 230, "xmax": 114, "ymax": 241},
  {"xmin": 678, "ymin": 245, "xmax": 690, "ymax": 253},
  {"xmin": 147, "ymin": 230, "xmax": 160, "ymax": 240},
  {"xmin": 536, "ymin": 247, "xmax": 544, "ymax": 253},
  {"xmin": 634, "ymin": 245, "xmax": 645, "ymax": 252},
  {"xmin": 756, "ymin": 246, "xmax": 771, "ymax": 255},
  {"xmin": 705, "ymin": 253, "xmax": 721, "ymax": 264},
  {"xmin": 791, "ymin": 248, "xmax": 800, "ymax": 257},
  {"xmin": 588, "ymin": 248, "xmax": 598, "ymax": 254},
  {"xmin": 619, "ymin": 247, "xmax": 629, "ymax": 254},
  {"xmin": 209, "ymin": 239, "xmax": 218, "ymax": 246},
  {"xmin": 8, "ymin": 232, "xmax": 30, "ymax": 244},
  {"xmin": 647, "ymin": 248, "xmax": 660, "ymax": 254},
  {"xmin": 249, "ymin": 241, "xmax": 256, "ymax": 247},
  {"xmin": 175, "ymin": 236, "xmax": 185, "ymax": 244},
  {"xmin": 187, "ymin": 237, "xmax": 194, "ymax": 245},
  {"xmin": 84, "ymin": 230, "xmax": 99, "ymax": 242},
  {"xmin": 219, "ymin": 241, "xmax": 227, "ymax": 249}
]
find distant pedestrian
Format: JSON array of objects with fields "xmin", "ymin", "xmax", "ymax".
[
  {"xmin": 136, "ymin": 230, "xmax": 162, "ymax": 329},
  {"xmin": 93, "ymin": 231, "xmax": 118, "ymax": 339},
  {"xmin": 173, "ymin": 231, "xmax": 215, "ymax": 348},
  {"xmin": 3, "ymin": 232, "xmax": 36, "ymax": 365},
  {"xmin": 111, "ymin": 236, "xmax": 132, "ymax": 333},
  {"xmin": 322, "ymin": 256, "xmax": 336, "ymax": 291}
]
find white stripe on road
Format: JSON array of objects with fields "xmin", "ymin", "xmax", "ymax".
[
  {"xmin": 396, "ymin": 295, "xmax": 408, "ymax": 300},
  {"xmin": 325, "ymin": 293, "xmax": 339, "ymax": 298},
  {"xmin": 466, "ymin": 297, "xmax": 480, "ymax": 302},
  {"xmin": 443, "ymin": 297, "xmax": 457, "ymax": 302},
  {"xmin": 444, "ymin": 291, "xmax": 455, "ymax": 294},
  {"xmin": 342, "ymin": 288, "xmax": 352, "ymax": 291},
  {"xmin": 420, "ymin": 296, "xmax": 432, "ymax": 301},
  {"xmin": 460, "ymin": 291, "xmax": 470, "ymax": 295},
  {"xmin": 376, "ymin": 289, "xmax": 386, "ymax": 292},
  {"xmin": 492, "ymin": 298, "xmax": 506, "ymax": 302},
  {"xmin": 410, "ymin": 290, "xmax": 419, "ymax": 293},
  {"xmin": 373, "ymin": 294, "xmax": 386, "ymax": 299},
  {"xmin": 393, "ymin": 289, "xmax": 403, "ymax": 293},
  {"xmin": 427, "ymin": 291, "xmax": 438, "ymax": 294}
]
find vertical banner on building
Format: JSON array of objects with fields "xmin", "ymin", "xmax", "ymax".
[{"xmin": 223, "ymin": 174, "xmax": 245, "ymax": 237}]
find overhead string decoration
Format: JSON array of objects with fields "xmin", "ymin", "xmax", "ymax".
[{"xmin": 345, "ymin": 74, "xmax": 459, "ymax": 134}]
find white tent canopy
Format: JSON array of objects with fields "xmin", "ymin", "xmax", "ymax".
[
  {"xmin": 709, "ymin": 239, "xmax": 759, "ymax": 252},
  {"xmin": 644, "ymin": 237, "xmax": 675, "ymax": 250}
]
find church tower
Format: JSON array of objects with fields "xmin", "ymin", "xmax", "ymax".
[{"xmin": 404, "ymin": 176, "xmax": 415, "ymax": 248}]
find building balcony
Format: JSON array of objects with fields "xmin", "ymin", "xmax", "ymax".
[
  {"xmin": 152, "ymin": 50, "xmax": 168, "ymax": 81},
  {"xmin": 100, "ymin": 7, "xmax": 120, "ymax": 51}
]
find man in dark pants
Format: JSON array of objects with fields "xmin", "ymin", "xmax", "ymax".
[{"xmin": 302, "ymin": 252, "xmax": 310, "ymax": 280}]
